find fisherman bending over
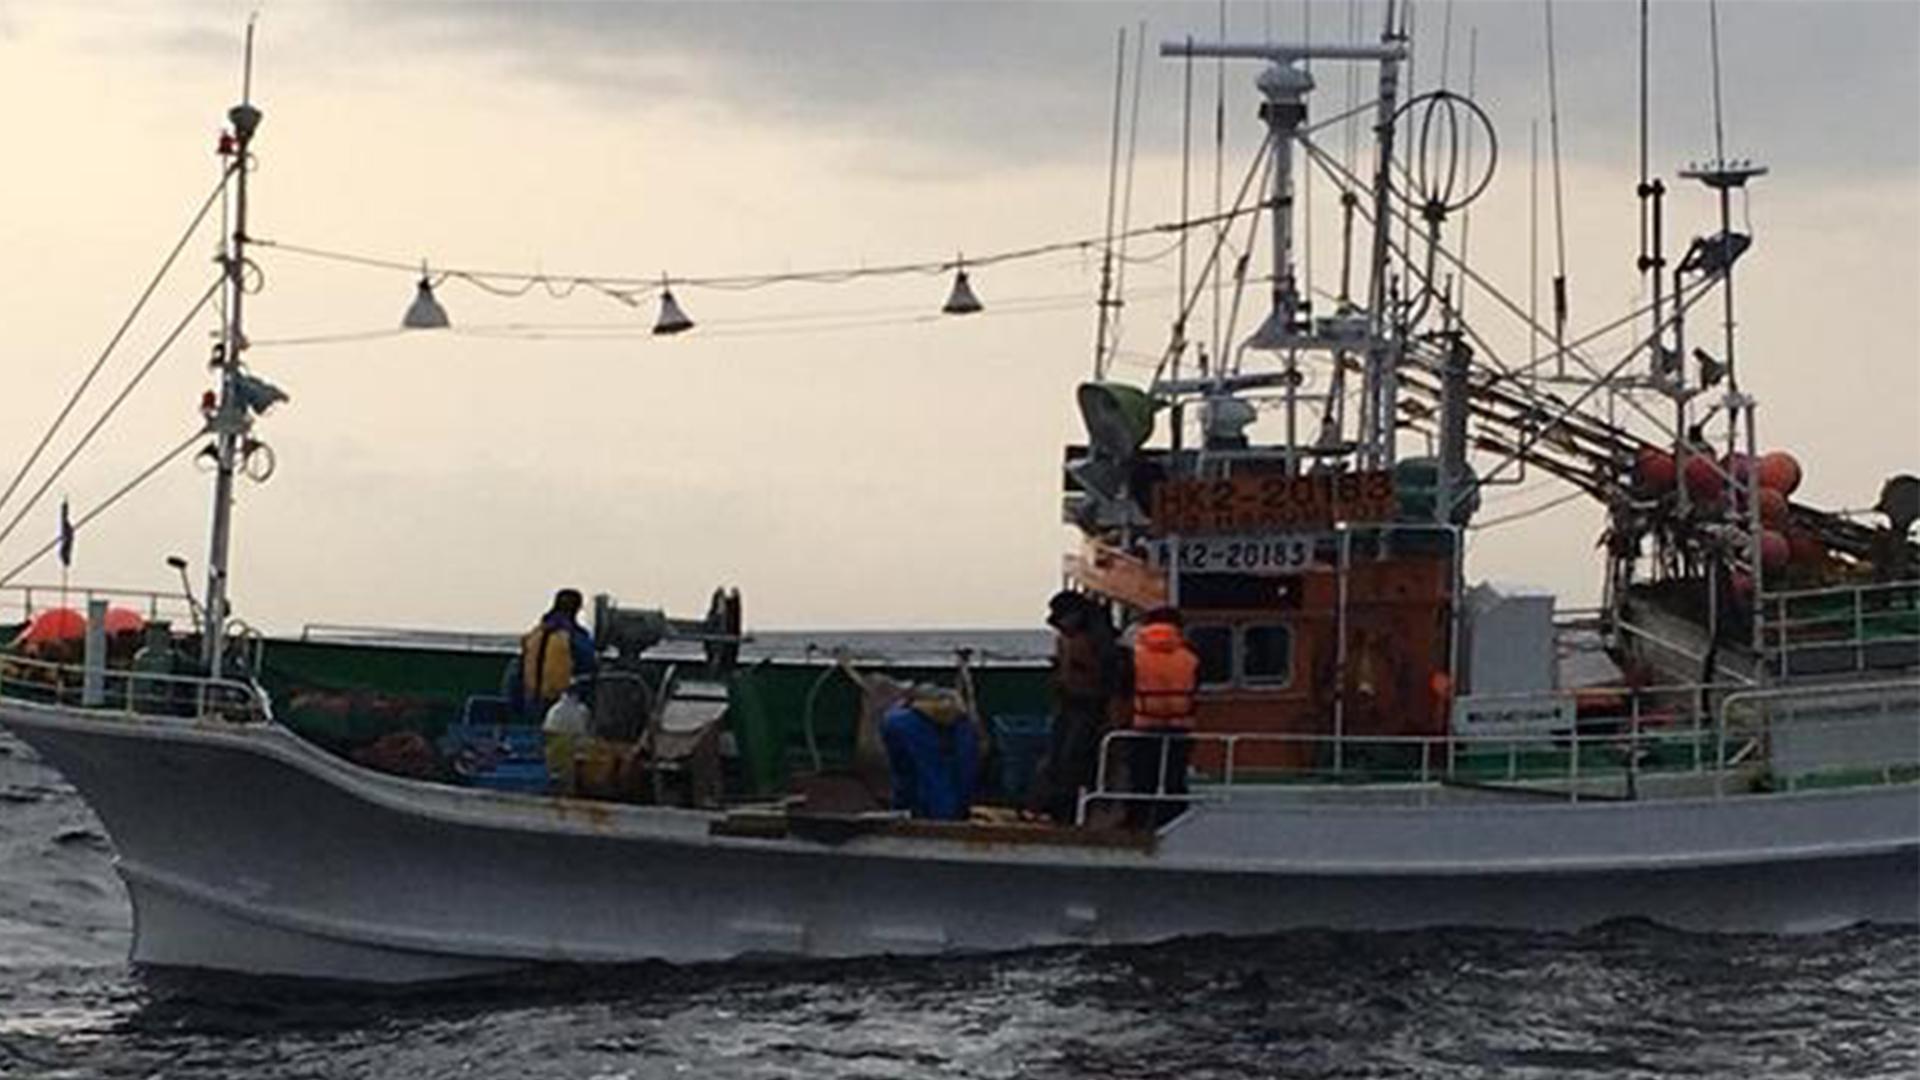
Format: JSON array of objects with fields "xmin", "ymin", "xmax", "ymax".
[
  {"xmin": 508, "ymin": 588, "xmax": 597, "ymax": 720},
  {"xmin": 881, "ymin": 686, "xmax": 979, "ymax": 821}
]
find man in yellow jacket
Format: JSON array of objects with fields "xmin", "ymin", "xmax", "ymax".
[{"xmin": 507, "ymin": 588, "xmax": 598, "ymax": 720}]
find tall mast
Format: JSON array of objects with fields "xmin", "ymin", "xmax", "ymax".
[{"xmin": 203, "ymin": 20, "xmax": 262, "ymax": 677}]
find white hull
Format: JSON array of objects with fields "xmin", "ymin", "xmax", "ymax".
[{"xmin": 4, "ymin": 701, "xmax": 1915, "ymax": 984}]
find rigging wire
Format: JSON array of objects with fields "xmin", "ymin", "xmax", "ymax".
[
  {"xmin": 1111, "ymin": 20, "xmax": 1149, "ymax": 363},
  {"xmin": 0, "ymin": 278, "xmax": 224, "ymax": 556},
  {"xmin": 1095, "ymin": 26, "xmax": 1127, "ymax": 378},
  {"xmin": 1544, "ymin": 0, "xmax": 1571, "ymax": 377},
  {"xmin": 0, "ymin": 429, "xmax": 206, "ymax": 589},
  {"xmin": 252, "ymin": 197, "xmax": 1271, "ymax": 301},
  {"xmin": 0, "ymin": 165, "xmax": 235, "ymax": 522},
  {"xmin": 1470, "ymin": 487, "xmax": 1587, "ymax": 531}
]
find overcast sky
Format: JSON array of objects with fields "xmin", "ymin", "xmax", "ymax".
[{"xmin": 0, "ymin": 1, "xmax": 1914, "ymax": 634}]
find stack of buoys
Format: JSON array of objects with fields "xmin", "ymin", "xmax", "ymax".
[{"xmin": 1632, "ymin": 444, "xmax": 1824, "ymax": 580}]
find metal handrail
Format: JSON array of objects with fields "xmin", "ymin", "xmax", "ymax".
[
  {"xmin": 1717, "ymin": 677, "xmax": 1920, "ymax": 794},
  {"xmin": 1758, "ymin": 581, "xmax": 1920, "ymax": 676},
  {"xmin": 0, "ymin": 652, "xmax": 272, "ymax": 723},
  {"xmin": 1, "ymin": 583, "xmax": 196, "ymax": 624},
  {"xmin": 1074, "ymin": 679, "xmax": 1920, "ymax": 824}
]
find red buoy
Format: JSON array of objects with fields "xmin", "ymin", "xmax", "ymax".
[
  {"xmin": 1633, "ymin": 447, "xmax": 1677, "ymax": 495},
  {"xmin": 1757, "ymin": 451, "xmax": 1802, "ymax": 495},
  {"xmin": 1728, "ymin": 570, "xmax": 1755, "ymax": 607},
  {"xmin": 103, "ymin": 608, "xmax": 146, "ymax": 636},
  {"xmin": 17, "ymin": 608, "xmax": 86, "ymax": 645},
  {"xmin": 1787, "ymin": 528, "xmax": 1825, "ymax": 568},
  {"xmin": 1759, "ymin": 529, "xmax": 1791, "ymax": 572},
  {"xmin": 1754, "ymin": 487, "xmax": 1790, "ymax": 529},
  {"xmin": 1683, "ymin": 454, "xmax": 1725, "ymax": 503}
]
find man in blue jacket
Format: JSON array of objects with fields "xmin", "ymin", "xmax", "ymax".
[{"xmin": 881, "ymin": 686, "xmax": 979, "ymax": 821}]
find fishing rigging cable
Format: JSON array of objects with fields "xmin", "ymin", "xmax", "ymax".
[
  {"xmin": 0, "ymin": 278, "xmax": 224, "ymax": 556},
  {"xmin": 1095, "ymin": 26, "xmax": 1127, "ymax": 378},
  {"xmin": 0, "ymin": 429, "xmax": 205, "ymax": 589},
  {"xmin": 1470, "ymin": 487, "xmax": 1587, "ymax": 531},
  {"xmin": 251, "ymin": 197, "xmax": 1273, "ymax": 302},
  {"xmin": 1544, "ymin": 0, "xmax": 1571, "ymax": 377},
  {"xmin": 1111, "ymin": 20, "xmax": 1149, "ymax": 364},
  {"xmin": 1299, "ymin": 133, "xmax": 1719, "ymax": 458},
  {"xmin": 0, "ymin": 166, "xmax": 235, "ymax": 522}
]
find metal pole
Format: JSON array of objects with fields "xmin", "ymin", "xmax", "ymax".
[{"xmin": 203, "ymin": 30, "xmax": 262, "ymax": 684}]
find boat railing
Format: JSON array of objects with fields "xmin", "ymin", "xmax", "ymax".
[
  {"xmin": 0, "ymin": 583, "xmax": 198, "ymax": 628},
  {"xmin": 1717, "ymin": 677, "xmax": 1920, "ymax": 793},
  {"xmin": 0, "ymin": 653, "xmax": 271, "ymax": 724},
  {"xmin": 1759, "ymin": 580, "xmax": 1920, "ymax": 677},
  {"xmin": 1075, "ymin": 679, "xmax": 1920, "ymax": 823}
]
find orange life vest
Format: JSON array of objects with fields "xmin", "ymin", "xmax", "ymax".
[{"xmin": 1132, "ymin": 622, "xmax": 1199, "ymax": 729}]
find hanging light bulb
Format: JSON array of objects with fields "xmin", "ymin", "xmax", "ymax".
[
  {"xmin": 402, "ymin": 261, "xmax": 450, "ymax": 330},
  {"xmin": 653, "ymin": 276, "xmax": 694, "ymax": 335},
  {"xmin": 942, "ymin": 256, "xmax": 983, "ymax": 316}
]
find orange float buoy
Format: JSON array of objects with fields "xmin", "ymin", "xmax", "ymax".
[
  {"xmin": 1759, "ymin": 529, "xmax": 1791, "ymax": 572},
  {"xmin": 1683, "ymin": 455, "xmax": 1725, "ymax": 503},
  {"xmin": 18, "ymin": 607, "xmax": 86, "ymax": 645},
  {"xmin": 1757, "ymin": 451, "xmax": 1802, "ymax": 495},
  {"xmin": 103, "ymin": 607, "xmax": 146, "ymax": 636},
  {"xmin": 1755, "ymin": 487, "xmax": 1790, "ymax": 529},
  {"xmin": 1787, "ymin": 528, "xmax": 1825, "ymax": 568}
]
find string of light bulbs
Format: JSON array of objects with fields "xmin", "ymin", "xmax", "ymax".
[{"xmin": 249, "ymin": 200, "xmax": 1267, "ymax": 338}]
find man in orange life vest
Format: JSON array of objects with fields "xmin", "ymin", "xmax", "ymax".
[{"xmin": 1128, "ymin": 606, "xmax": 1200, "ymax": 828}]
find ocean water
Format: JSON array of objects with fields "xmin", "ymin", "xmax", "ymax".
[{"xmin": 2, "ymin": 727, "xmax": 1916, "ymax": 1080}]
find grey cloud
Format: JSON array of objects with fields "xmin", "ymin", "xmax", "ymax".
[{"xmin": 317, "ymin": 1, "xmax": 1916, "ymax": 182}]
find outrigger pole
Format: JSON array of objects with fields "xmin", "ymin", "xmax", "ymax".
[{"xmin": 203, "ymin": 19, "xmax": 262, "ymax": 679}]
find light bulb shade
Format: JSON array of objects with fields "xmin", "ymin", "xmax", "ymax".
[
  {"xmin": 942, "ymin": 269, "xmax": 983, "ymax": 315},
  {"xmin": 402, "ymin": 278, "xmax": 450, "ymax": 329},
  {"xmin": 653, "ymin": 288, "xmax": 694, "ymax": 335}
]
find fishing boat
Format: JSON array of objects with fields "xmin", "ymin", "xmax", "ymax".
[{"xmin": 2, "ymin": 10, "xmax": 1915, "ymax": 984}]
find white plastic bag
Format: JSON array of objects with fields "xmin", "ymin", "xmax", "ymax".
[{"xmin": 543, "ymin": 693, "xmax": 590, "ymax": 736}]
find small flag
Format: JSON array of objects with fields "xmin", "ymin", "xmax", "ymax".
[{"xmin": 56, "ymin": 499, "xmax": 74, "ymax": 569}]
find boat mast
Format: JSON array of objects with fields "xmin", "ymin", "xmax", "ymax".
[{"xmin": 203, "ymin": 21, "xmax": 262, "ymax": 677}]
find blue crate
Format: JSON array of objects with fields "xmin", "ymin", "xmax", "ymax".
[{"xmin": 990, "ymin": 713, "xmax": 1052, "ymax": 800}]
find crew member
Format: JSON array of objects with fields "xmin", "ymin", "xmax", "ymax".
[
  {"xmin": 1128, "ymin": 606, "xmax": 1199, "ymax": 828},
  {"xmin": 508, "ymin": 588, "xmax": 598, "ymax": 719},
  {"xmin": 881, "ymin": 685, "xmax": 979, "ymax": 821},
  {"xmin": 1027, "ymin": 590, "xmax": 1120, "ymax": 823}
]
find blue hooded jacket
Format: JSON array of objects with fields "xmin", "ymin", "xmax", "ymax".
[{"xmin": 880, "ymin": 700, "xmax": 979, "ymax": 821}]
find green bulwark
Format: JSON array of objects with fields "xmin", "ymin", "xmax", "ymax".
[{"xmin": 258, "ymin": 637, "xmax": 1052, "ymax": 798}]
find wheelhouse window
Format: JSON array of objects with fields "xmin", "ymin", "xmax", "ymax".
[
  {"xmin": 1240, "ymin": 624, "xmax": 1294, "ymax": 687},
  {"xmin": 1187, "ymin": 624, "xmax": 1234, "ymax": 687}
]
